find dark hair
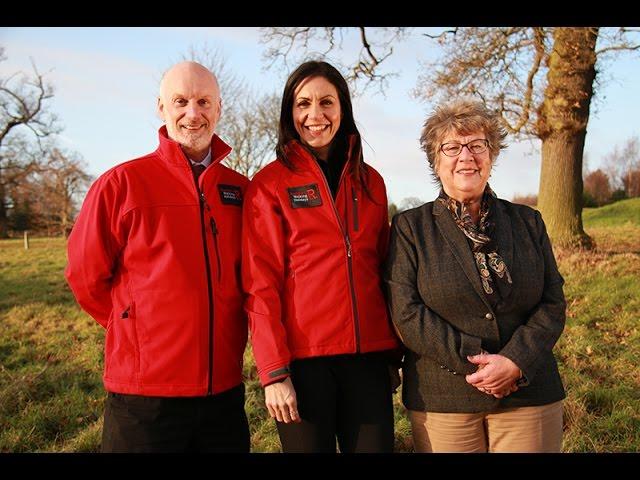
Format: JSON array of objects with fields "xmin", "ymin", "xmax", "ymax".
[{"xmin": 275, "ymin": 60, "xmax": 370, "ymax": 191}]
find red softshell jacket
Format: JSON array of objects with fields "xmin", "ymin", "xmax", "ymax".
[
  {"xmin": 242, "ymin": 139, "xmax": 400, "ymax": 386},
  {"xmin": 65, "ymin": 127, "xmax": 248, "ymax": 396}
]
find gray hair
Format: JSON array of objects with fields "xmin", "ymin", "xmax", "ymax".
[{"xmin": 419, "ymin": 98, "xmax": 508, "ymax": 185}]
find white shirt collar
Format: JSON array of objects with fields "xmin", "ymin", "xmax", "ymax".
[{"xmin": 189, "ymin": 148, "xmax": 212, "ymax": 168}]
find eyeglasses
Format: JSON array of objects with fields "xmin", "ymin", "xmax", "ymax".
[{"xmin": 440, "ymin": 139, "xmax": 489, "ymax": 157}]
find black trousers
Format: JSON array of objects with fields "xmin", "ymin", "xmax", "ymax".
[
  {"xmin": 101, "ymin": 383, "xmax": 249, "ymax": 453},
  {"xmin": 276, "ymin": 352, "xmax": 395, "ymax": 453}
]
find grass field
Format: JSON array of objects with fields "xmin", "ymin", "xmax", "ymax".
[{"xmin": 1, "ymin": 199, "xmax": 639, "ymax": 452}]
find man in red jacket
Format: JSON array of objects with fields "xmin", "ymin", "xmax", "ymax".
[{"xmin": 65, "ymin": 61, "xmax": 250, "ymax": 452}]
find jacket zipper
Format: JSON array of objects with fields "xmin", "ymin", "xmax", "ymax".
[
  {"xmin": 197, "ymin": 187, "xmax": 215, "ymax": 396},
  {"xmin": 209, "ymin": 217, "xmax": 222, "ymax": 282},
  {"xmin": 351, "ymin": 186, "xmax": 359, "ymax": 231},
  {"xmin": 312, "ymin": 160, "xmax": 361, "ymax": 352}
]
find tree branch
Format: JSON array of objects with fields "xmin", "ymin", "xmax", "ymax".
[{"xmin": 596, "ymin": 44, "xmax": 640, "ymax": 55}]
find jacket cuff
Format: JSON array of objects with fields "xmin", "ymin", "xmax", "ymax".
[
  {"xmin": 499, "ymin": 351, "xmax": 531, "ymax": 387},
  {"xmin": 516, "ymin": 368, "xmax": 530, "ymax": 387},
  {"xmin": 456, "ymin": 332, "xmax": 483, "ymax": 375},
  {"xmin": 459, "ymin": 332, "xmax": 483, "ymax": 359},
  {"xmin": 260, "ymin": 365, "xmax": 291, "ymax": 387}
]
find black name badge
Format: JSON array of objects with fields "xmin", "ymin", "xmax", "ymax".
[
  {"xmin": 218, "ymin": 184, "xmax": 243, "ymax": 206},
  {"xmin": 287, "ymin": 184, "xmax": 323, "ymax": 209}
]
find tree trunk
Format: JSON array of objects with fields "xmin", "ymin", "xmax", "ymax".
[
  {"xmin": 537, "ymin": 27, "xmax": 598, "ymax": 249},
  {"xmin": 539, "ymin": 131, "xmax": 592, "ymax": 247}
]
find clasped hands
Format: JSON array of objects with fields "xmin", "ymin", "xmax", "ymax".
[{"xmin": 465, "ymin": 353, "xmax": 521, "ymax": 398}]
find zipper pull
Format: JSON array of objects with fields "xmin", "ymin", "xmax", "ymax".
[
  {"xmin": 210, "ymin": 217, "xmax": 218, "ymax": 235},
  {"xmin": 346, "ymin": 235, "xmax": 352, "ymax": 257},
  {"xmin": 200, "ymin": 192, "xmax": 211, "ymax": 212}
]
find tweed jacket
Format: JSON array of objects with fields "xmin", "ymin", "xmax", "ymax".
[{"xmin": 384, "ymin": 197, "xmax": 566, "ymax": 413}]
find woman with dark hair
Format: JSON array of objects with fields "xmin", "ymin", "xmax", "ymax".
[{"xmin": 242, "ymin": 61, "xmax": 400, "ymax": 453}]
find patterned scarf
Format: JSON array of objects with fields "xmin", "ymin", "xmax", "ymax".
[{"xmin": 438, "ymin": 185, "xmax": 512, "ymax": 299}]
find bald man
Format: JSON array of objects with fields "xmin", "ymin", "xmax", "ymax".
[{"xmin": 65, "ymin": 62, "xmax": 250, "ymax": 452}]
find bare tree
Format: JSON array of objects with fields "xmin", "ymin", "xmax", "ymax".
[
  {"xmin": 4, "ymin": 141, "xmax": 91, "ymax": 236},
  {"xmin": 399, "ymin": 196, "xmax": 425, "ymax": 211},
  {"xmin": 417, "ymin": 27, "xmax": 637, "ymax": 249},
  {"xmin": 618, "ymin": 139, "xmax": 640, "ymax": 198},
  {"xmin": 0, "ymin": 47, "xmax": 61, "ymax": 237},
  {"xmin": 177, "ymin": 44, "xmax": 246, "ymax": 120},
  {"xmin": 260, "ymin": 27, "xmax": 411, "ymax": 95},
  {"xmin": 624, "ymin": 169, "xmax": 640, "ymax": 198},
  {"xmin": 4, "ymin": 139, "xmax": 39, "ymax": 233},
  {"xmin": 604, "ymin": 135, "xmax": 640, "ymax": 197},
  {"xmin": 222, "ymin": 91, "xmax": 280, "ymax": 178},
  {"xmin": 177, "ymin": 44, "xmax": 279, "ymax": 178},
  {"xmin": 1, "ymin": 133, "xmax": 43, "ymax": 232},
  {"xmin": 604, "ymin": 144, "xmax": 624, "ymax": 192},
  {"xmin": 259, "ymin": 27, "xmax": 640, "ymax": 249},
  {"xmin": 35, "ymin": 147, "xmax": 93, "ymax": 236}
]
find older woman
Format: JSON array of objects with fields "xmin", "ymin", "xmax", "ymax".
[{"xmin": 384, "ymin": 98, "xmax": 566, "ymax": 453}]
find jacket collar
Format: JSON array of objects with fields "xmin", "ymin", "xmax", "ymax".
[
  {"xmin": 156, "ymin": 125, "xmax": 232, "ymax": 168},
  {"xmin": 284, "ymin": 134, "xmax": 359, "ymax": 170},
  {"xmin": 433, "ymin": 193, "xmax": 513, "ymax": 308}
]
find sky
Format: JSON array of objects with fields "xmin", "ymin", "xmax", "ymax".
[{"xmin": 2, "ymin": 27, "xmax": 639, "ymax": 206}]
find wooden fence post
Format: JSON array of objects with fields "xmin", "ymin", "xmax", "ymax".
[{"xmin": 24, "ymin": 231, "xmax": 29, "ymax": 250}]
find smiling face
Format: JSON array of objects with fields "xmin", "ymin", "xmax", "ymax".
[
  {"xmin": 292, "ymin": 75, "xmax": 341, "ymax": 160},
  {"xmin": 436, "ymin": 129, "xmax": 493, "ymax": 203},
  {"xmin": 158, "ymin": 62, "xmax": 221, "ymax": 162}
]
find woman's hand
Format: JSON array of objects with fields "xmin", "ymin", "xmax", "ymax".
[
  {"xmin": 470, "ymin": 359, "xmax": 516, "ymax": 397},
  {"xmin": 465, "ymin": 353, "xmax": 521, "ymax": 397},
  {"xmin": 264, "ymin": 377, "xmax": 301, "ymax": 424},
  {"xmin": 486, "ymin": 382, "xmax": 519, "ymax": 398}
]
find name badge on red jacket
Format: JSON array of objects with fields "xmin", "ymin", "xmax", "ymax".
[
  {"xmin": 288, "ymin": 184, "xmax": 323, "ymax": 208},
  {"xmin": 218, "ymin": 184, "xmax": 243, "ymax": 206}
]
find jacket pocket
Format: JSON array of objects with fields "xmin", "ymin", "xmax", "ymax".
[
  {"xmin": 116, "ymin": 300, "xmax": 141, "ymax": 380},
  {"xmin": 121, "ymin": 302, "xmax": 136, "ymax": 319}
]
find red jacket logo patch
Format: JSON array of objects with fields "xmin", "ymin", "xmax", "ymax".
[
  {"xmin": 287, "ymin": 183, "xmax": 323, "ymax": 208},
  {"xmin": 218, "ymin": 184, "xmax": 243, "ymax": 206}
]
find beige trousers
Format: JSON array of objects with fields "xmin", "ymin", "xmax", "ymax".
[{"xmin": 408, "ymin": 400, "xmax": 563, "ymax": 453}]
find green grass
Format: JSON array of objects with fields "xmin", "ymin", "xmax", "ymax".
[
  {"xmin": 0, "ymin": 238, "xmax": 104, "ymax": 452},
  {"xmin": 555, "ymin": 209, "xmax": 640, "ymax": 452},
  {"xmin": 583, "ymin": 198, "xmax": 640, "ymax": 228},
  {"xmin": 1, "ymin": 201, "xmax": 639, "ymax": 452}
]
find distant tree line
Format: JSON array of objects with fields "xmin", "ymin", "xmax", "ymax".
[
  {"xmin": 7, "ymin": 144, "xmax": 92, "ymax": 237},
  {"xmin": 583, "ymin": 136, "xmax": 640, "ymax": 207},
  {"xmin": 512, "ymin": 135, "xmax": 640, "ymax": 209},
  {"xmin": 5, "ymin": 39, "xmax": 639, "ymax": 238},
  {"xmin": 387, "ymin": 196, "xmax": 426, "ymax": 220}
]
